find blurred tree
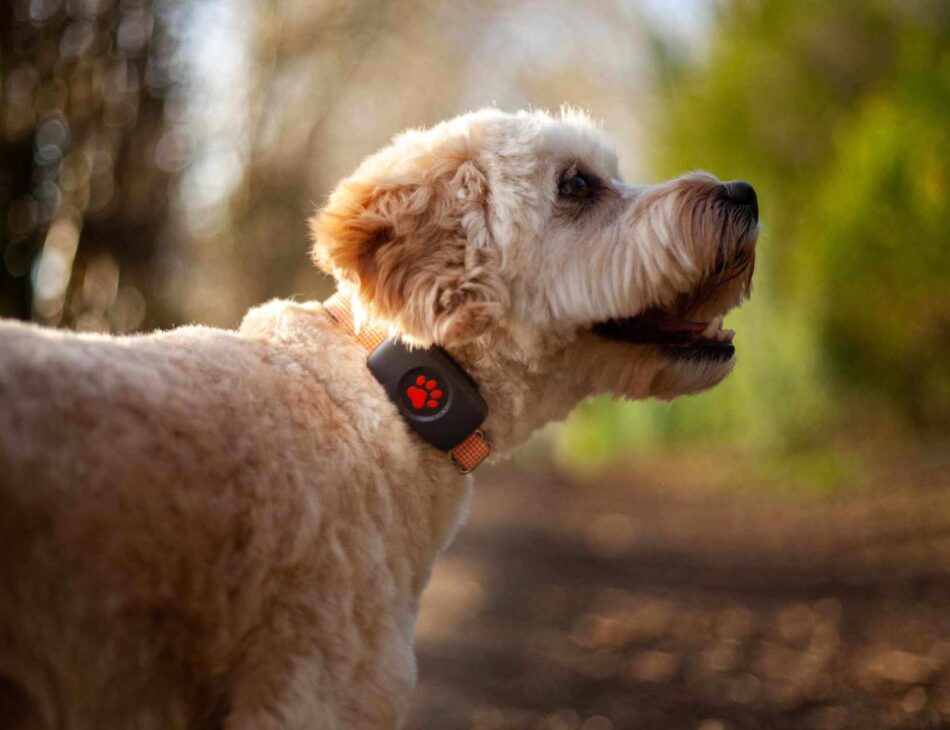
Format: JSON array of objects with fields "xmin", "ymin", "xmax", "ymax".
[
  {"xmin": 2, "ymin": 0, "xmax": 656, "ymax": 333},
  {"xmin": 802, "ymin": 34, "xmax": 950, "ymax": 430},
  {"xmin": 1, "ymin": 0, "xmax": 185, "ymax": 330},
  {"xmin": 560, "ymin": 0, "xmax": 950, "ymax": 469},
  {"xmin": 171, "ymin": 0, "xmax": 402, "ymax": 326}
]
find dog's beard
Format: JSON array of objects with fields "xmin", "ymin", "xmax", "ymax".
[{"xmin": 649, "ymin": 347, "xmax": 737, "ymax": 398}]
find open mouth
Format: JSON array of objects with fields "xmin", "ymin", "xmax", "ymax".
[{"xmin": 592, "ymin": 308, "xmax": 736, "ymax": 361}]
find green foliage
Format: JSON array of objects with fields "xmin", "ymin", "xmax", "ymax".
[
  {"xmin": 802, "ymin": 34, "xmax": 950, "ymax": 429},
  {"xmin": 559, "ymin": 0, "xmax": 950, "ymax": 468}
]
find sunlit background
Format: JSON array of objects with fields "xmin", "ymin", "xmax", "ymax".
[{"xmin": 2, "ymin": 0, "xmax": 948, "ymax": 728}]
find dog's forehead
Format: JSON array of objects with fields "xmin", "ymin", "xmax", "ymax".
[
  {"xmin": 450, "ymin": 109, "xmax": 621, "ymax": 181},
  {"xmin": 534, "ymin": 114, "xmax": 620, "ymax": 180}
]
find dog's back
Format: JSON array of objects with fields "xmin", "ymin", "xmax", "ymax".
[
  {"xmin": 0, "ymin": 319, "xmax": 285, "ymax": 726},
  {"xmin": 0, "ymin": 302, "xmax": 454, "ymax": 729}
]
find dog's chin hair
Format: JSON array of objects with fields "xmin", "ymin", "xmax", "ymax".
[{"xmin": 649, "ymin": 355, "xmax": 736, "ymax": 401}]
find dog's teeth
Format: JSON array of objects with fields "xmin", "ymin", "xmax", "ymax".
[
  {"xmin": 720, "ymin": 328, "xmax": 735, "ymax": 342},
  {"xmin": 702, "ymin": 316, "xmax": 723, "ymax": 338}
]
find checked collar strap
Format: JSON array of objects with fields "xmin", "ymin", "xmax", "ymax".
[{"xmin": 323, "ymin": 292, "xmax": 492, "ymax": 474}]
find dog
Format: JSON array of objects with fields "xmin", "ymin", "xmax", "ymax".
[{"xmin": 0, "ymin": 108, "xmax": 757, "ymax": 729}]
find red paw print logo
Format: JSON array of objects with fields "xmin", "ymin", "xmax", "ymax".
[{"xmin": 406, "ymin": 374, "xmax": 443, "ymax": 411}]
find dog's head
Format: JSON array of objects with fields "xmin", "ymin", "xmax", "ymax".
[{"xmin": 311, "ymin": 109, "xmax": 757, "ymax": 404}]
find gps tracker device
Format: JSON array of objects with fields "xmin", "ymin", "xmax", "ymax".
[{"xmin": 367, "ymin": 339, "xmax": 488, "ymax": 451}]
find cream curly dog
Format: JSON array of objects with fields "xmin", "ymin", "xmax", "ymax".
[{"xmin": 0, "ymin": 109, "xmax": 757, "ymax": 729}]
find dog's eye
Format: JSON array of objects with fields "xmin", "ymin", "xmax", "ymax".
[{"xmin": 559, "ymin": 170, "xmax": 594, "ymax": 199}]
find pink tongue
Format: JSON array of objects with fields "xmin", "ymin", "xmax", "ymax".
[{"xmin": 640, "ymin": 308, "xmax": 707, "ymax": 333}]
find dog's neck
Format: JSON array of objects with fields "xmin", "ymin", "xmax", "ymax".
[
  {"xmin": 443, "ymin": 337, "xmax": 588, "ymax": 457},
  {"xmin": 321, "ymin": 290, "xmax": 593, "ymax": 465},
  {"xmin": 335, "ymin": 298, "xmax": 592, "ymax": 462}
]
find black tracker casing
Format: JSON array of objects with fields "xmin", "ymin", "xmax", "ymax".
[{"xmin": 367, "ymin": 338, "xmax": 488, "ymax": 451}]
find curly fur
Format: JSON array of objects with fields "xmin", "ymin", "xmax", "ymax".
[{"xmin": 0, "ymin": 108, "xmax": 755, "ymax": 729}]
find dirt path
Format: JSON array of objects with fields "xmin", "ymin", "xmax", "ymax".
[{"xmin": 406, "ymin": 455, "xmax": 950, "ymax": 730}]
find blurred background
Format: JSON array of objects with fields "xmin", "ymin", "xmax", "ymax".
[{"xmin": 1, "ymin": 0, "xmax": 948, "ymax": 728}]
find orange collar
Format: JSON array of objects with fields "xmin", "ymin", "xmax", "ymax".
[{"xmin": 322, "ymin": 292, "xmax": 491, "ymax": 474}]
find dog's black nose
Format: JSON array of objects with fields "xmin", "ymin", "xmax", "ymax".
[{"xmin": 723, "ymin": 181, "xmax": 758, "ymax": 221}]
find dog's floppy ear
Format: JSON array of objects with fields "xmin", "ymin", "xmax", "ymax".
[{"xmin": 311, "ymin": 150, "xmax": 507, "ymax": 346}]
